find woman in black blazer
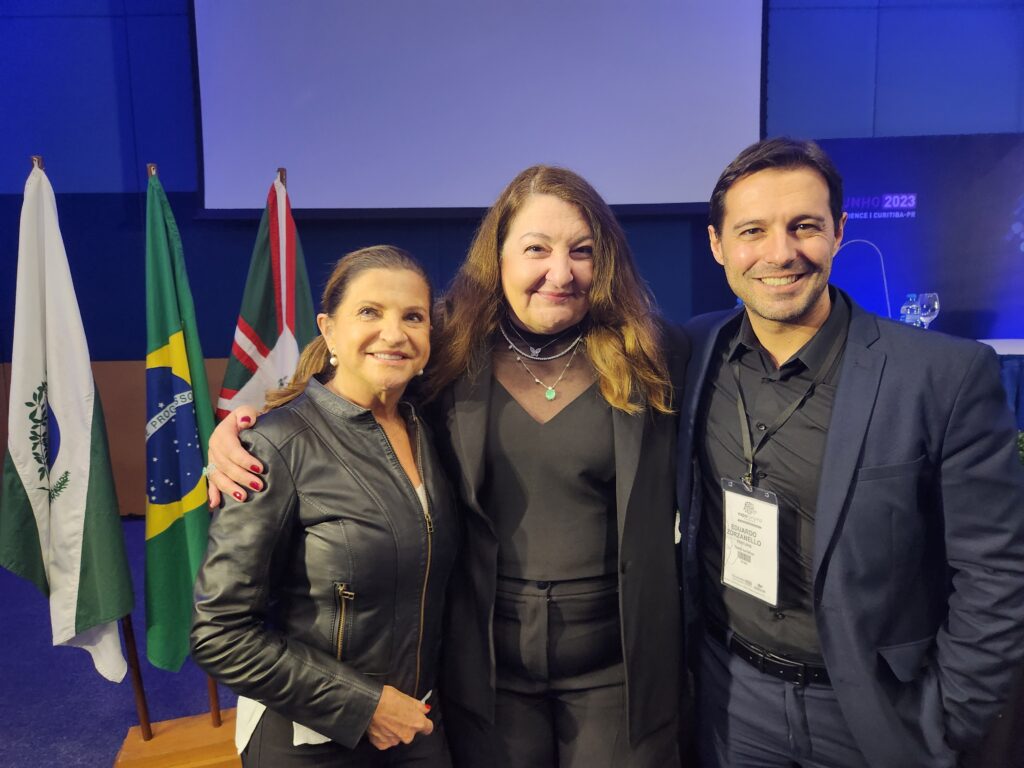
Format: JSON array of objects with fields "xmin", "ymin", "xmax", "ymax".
[{"xmin": 208, "ymin": 167, "xmax": 689, "ymax": 768}]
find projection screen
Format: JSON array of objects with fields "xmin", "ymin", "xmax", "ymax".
[{"xmin": 194, "ymin": 0, "xmax": 764, "ymax": 209}]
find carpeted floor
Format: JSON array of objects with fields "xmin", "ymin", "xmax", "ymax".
[
  {"xmin": 4, "ymin": 518, "xmax": 1024, "ymax": 767},
  {"xmin": 0, "ymin": 517, "xmax": 236, "ymax": 767}
]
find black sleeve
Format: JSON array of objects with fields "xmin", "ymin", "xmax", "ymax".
[{"xmin": 190, "ymin": 429, "xmax": 382, "ymax": 749}]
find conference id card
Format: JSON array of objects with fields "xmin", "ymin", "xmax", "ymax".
[{"xmin": 721, "ymin": 478, "xmax": 779, "ymax": 606}]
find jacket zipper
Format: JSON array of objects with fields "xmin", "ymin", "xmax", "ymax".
[
  {"xmin": 375, "ymin": 411, "xmax": 434, "ymax": 698},
  {"xmin": 335, "ymin": 583, "xmax": 355, "ymax": 661},
  {"xmin": 413, "ymin": 417, "xmax": 433, "ymax": 697}
]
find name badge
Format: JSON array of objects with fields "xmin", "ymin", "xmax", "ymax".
[{"xmin": 720, "ymin": 478, "xmax": 779, "ymax": 606}]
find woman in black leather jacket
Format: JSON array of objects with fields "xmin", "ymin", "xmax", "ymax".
[{"xmin": 191, "ymin": 246, "xmax": 458, "ymax": 767}]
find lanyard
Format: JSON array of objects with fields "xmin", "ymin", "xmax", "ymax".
[{"xmin": 731, "ymin": 331, "xmax": 846, "ymax": 488}]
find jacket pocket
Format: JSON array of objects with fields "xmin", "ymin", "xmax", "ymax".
[
  {"xmin": 855, "ymin": 454, "xmax": 927, "ymax": 482},
  {"xmin": 333, "ymin": 583, "xmax": 355, "ymax": 661},
  {"xmin": 877, "ymin": 635, "xmax": 934, "ymax": 683}
]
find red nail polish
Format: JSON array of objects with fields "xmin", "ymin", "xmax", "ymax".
[
  {"xmin": 249, "ymin": 482, "xmax": 261, "ymax": 490},
  {"xmin": 240, "ymin": 416, "xmax": 251, "ymax": 424},
  {"xmin": 233, "ymin": 492, "xmax": 244, "ymax": 501},
  {"xmin": 250, "ymin": 465, "xmax": 262, "ymax": 473},
  {"xmin": 424, "ymin": 704, "xmax": 431, "ymax": 712}
]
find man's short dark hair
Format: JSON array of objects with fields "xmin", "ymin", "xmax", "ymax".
[{"xmin": 709, "ymin": 137, "xmax": 844, "ymax": 235}]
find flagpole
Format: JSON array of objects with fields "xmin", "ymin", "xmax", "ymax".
[
  {"xmin": 24, "ymin": 154, "xmax": 149, "ymax": 736},
  {"xmin": 146, "ymin": 161, "xmax": 224, "ymax": 728},
  {"xmin": 121, "ymin": 613, "xmax": 154, "ymax": 740},
  {"xmin": 119, "ymin": 166, "xmax": 155, "ymax": 741},
  {"xmin": 207, "ymin": 677, "xmax": 223, "ymax": 727}
]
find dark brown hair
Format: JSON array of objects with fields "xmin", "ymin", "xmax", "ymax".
[
  {"xmin": 709, "ymin": 137, "xmax": 844, "ymax": 235},
  {"xmin": 265, "ymin": 245, "xmax": 431, "ymax": 410},
  {"xmin": 425, "ymin": 165, "xmax": 672, "ymax": 414}
]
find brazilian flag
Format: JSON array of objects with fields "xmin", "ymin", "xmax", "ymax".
[{"xmin": 144, "ymin": 171, "xmax": 215, "ymax": 672}]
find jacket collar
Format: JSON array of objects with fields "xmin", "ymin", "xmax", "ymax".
[
  {"xmin": 304, "ymin": 376, "xmax": 416, "ymax": 424},
  {"xmin": 450, "ymin": 354, "xmax": 493, "ymax": 521},
  {"xmin": 812, "ymin": 295, "xmax": 884, "ymax": 586}
]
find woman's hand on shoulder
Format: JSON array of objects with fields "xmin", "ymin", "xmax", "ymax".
[
  {"xmin": 206, "ymin": 405, "xmax": 263, "ymax": 507},
  {"xmin": 366, "ymin": 685, "xmax": 433, "ymax": 750}
]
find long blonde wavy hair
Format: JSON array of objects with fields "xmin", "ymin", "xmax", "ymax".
[
  {"xmin": 264, "ymin": 245, "xmax": 432, "ymax": 411},
  {"xmin": 425, "ymin": 165, "xmax": 672, "ymax": 414}
]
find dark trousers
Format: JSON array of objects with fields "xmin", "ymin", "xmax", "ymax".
[
  {"xmin": 242, "ymin": 706, "xmax": 451, "ymax": 768},
  {"xmin": 446, "ymin": 575, "xmax": 679, "ymax": 768},
  {"xmin": 695, "ymin": 633, "xmax": 869, "ymax": 768}
]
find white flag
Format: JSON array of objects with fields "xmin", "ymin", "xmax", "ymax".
[{"xmin": 0, "ymin": 166, "xmax": 134, "ymax": 682}]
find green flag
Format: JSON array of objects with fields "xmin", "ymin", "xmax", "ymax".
[
  {"xmin": 144, "ymin": 172, "xmax": 215, "ymax": 671},
  {"xmin": 216, "ymin": 175, "xmax": 316, "ymax": 418}
]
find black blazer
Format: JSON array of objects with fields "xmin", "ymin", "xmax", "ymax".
[
  {"xmin": 432, "ymin": 326, "xmax": 690, "ymax": 751},
  {"xmin": 677, "ymin": 292, "xmax": 1024, "ymax": 766}
]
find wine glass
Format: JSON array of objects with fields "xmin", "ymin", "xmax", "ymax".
[{"xmin": 918, "ymin": 292, "xmax": 940, "ymax": 329}]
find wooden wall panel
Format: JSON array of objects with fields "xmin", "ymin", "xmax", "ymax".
[{"xmin": 0, "ymin": 358, "xmax": 227, "ymax": 517}]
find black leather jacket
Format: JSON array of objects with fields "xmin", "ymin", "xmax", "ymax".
[{"xmin": 191, "ymin": 379, "xmax": 458, "ymax": 749}]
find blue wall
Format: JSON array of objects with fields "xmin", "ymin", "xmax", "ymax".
[
  {"xmin": 767, "ymin": 0, "xmax": 1024, "ymax": 139},
  {"xmin": 2, "ymin": 0, "xmax": 1022, "ymax": 362},
  {"xmin": 0, "ymin": 0, "xmax": 197, "ymax": 195}
]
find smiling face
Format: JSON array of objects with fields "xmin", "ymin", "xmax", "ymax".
[
  {"xmin": 709, "ymin": 166, "xmax": 846, "ymax": 333},
  {"xmin": 317, "ymin": 268, "xmax": 431, "ymax": 407},
  {"xmin": 499, "ymin": 193, "xmax": 594, "ymax": 334}
]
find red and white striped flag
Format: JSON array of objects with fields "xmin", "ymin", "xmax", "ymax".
[{"xmin": 217, "ymin": 174, "xmax": 316, "ymax": 418}]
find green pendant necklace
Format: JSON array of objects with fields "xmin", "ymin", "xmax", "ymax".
[{"xmin": 513, "ymin": 343, "xmax": 581, "ymax": 400}]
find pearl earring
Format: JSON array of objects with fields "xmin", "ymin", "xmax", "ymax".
[{"xmin": 329, "ymin": 349, "xmax": 338, "ymax": 366}]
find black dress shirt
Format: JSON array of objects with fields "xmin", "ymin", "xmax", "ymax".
[{"xmin": 698, "ymin": 289, "xmax": 850, "ymax": 662}]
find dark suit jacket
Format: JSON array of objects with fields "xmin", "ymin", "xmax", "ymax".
[
  {"xmin": 432, "ymin": 326, "xmax": 689, "ymax": 758},
  {"xmin": 677, "ymin": 292, "xmax": 1024, "ymax": 767}
]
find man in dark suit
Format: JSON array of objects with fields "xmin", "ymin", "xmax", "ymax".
[{"xmin": 677, "ymin": 137, "xmax": 1024, "ymax": 767}]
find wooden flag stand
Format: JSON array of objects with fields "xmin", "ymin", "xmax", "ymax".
[
  {"xmin": 112, "ymin": 159, "xmax": 238, "ymax": 766},
  {"xmin": 114, "ymin": 708, "xmax": 239, "ymax": 768},
  {"xmin": 114, "ymin": 531, "xmax": 235, "ymax": 766}
]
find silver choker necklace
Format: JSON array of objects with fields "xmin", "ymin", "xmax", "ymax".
[{"xmin": 499, "ymin": 318, "xmax": 583, "ymax": 361}]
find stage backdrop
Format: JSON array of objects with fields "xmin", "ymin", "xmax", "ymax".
[{"xmin": 821, "ymin": 134, "xmax": 1024, "ymax": 341}]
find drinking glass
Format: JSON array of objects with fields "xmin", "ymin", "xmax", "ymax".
[{"xmin": 918, "ymin": 292, "xmax": 940, "ymax": 329}]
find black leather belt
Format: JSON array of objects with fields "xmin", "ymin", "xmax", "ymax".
[{"xmin": 707, "ymin": 621, "xmax": 831, "ymax": 686}]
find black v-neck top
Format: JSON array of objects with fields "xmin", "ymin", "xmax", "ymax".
[{"xmin": 482, "ymin": 380, "xmax": 617, "ymax": 581}]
